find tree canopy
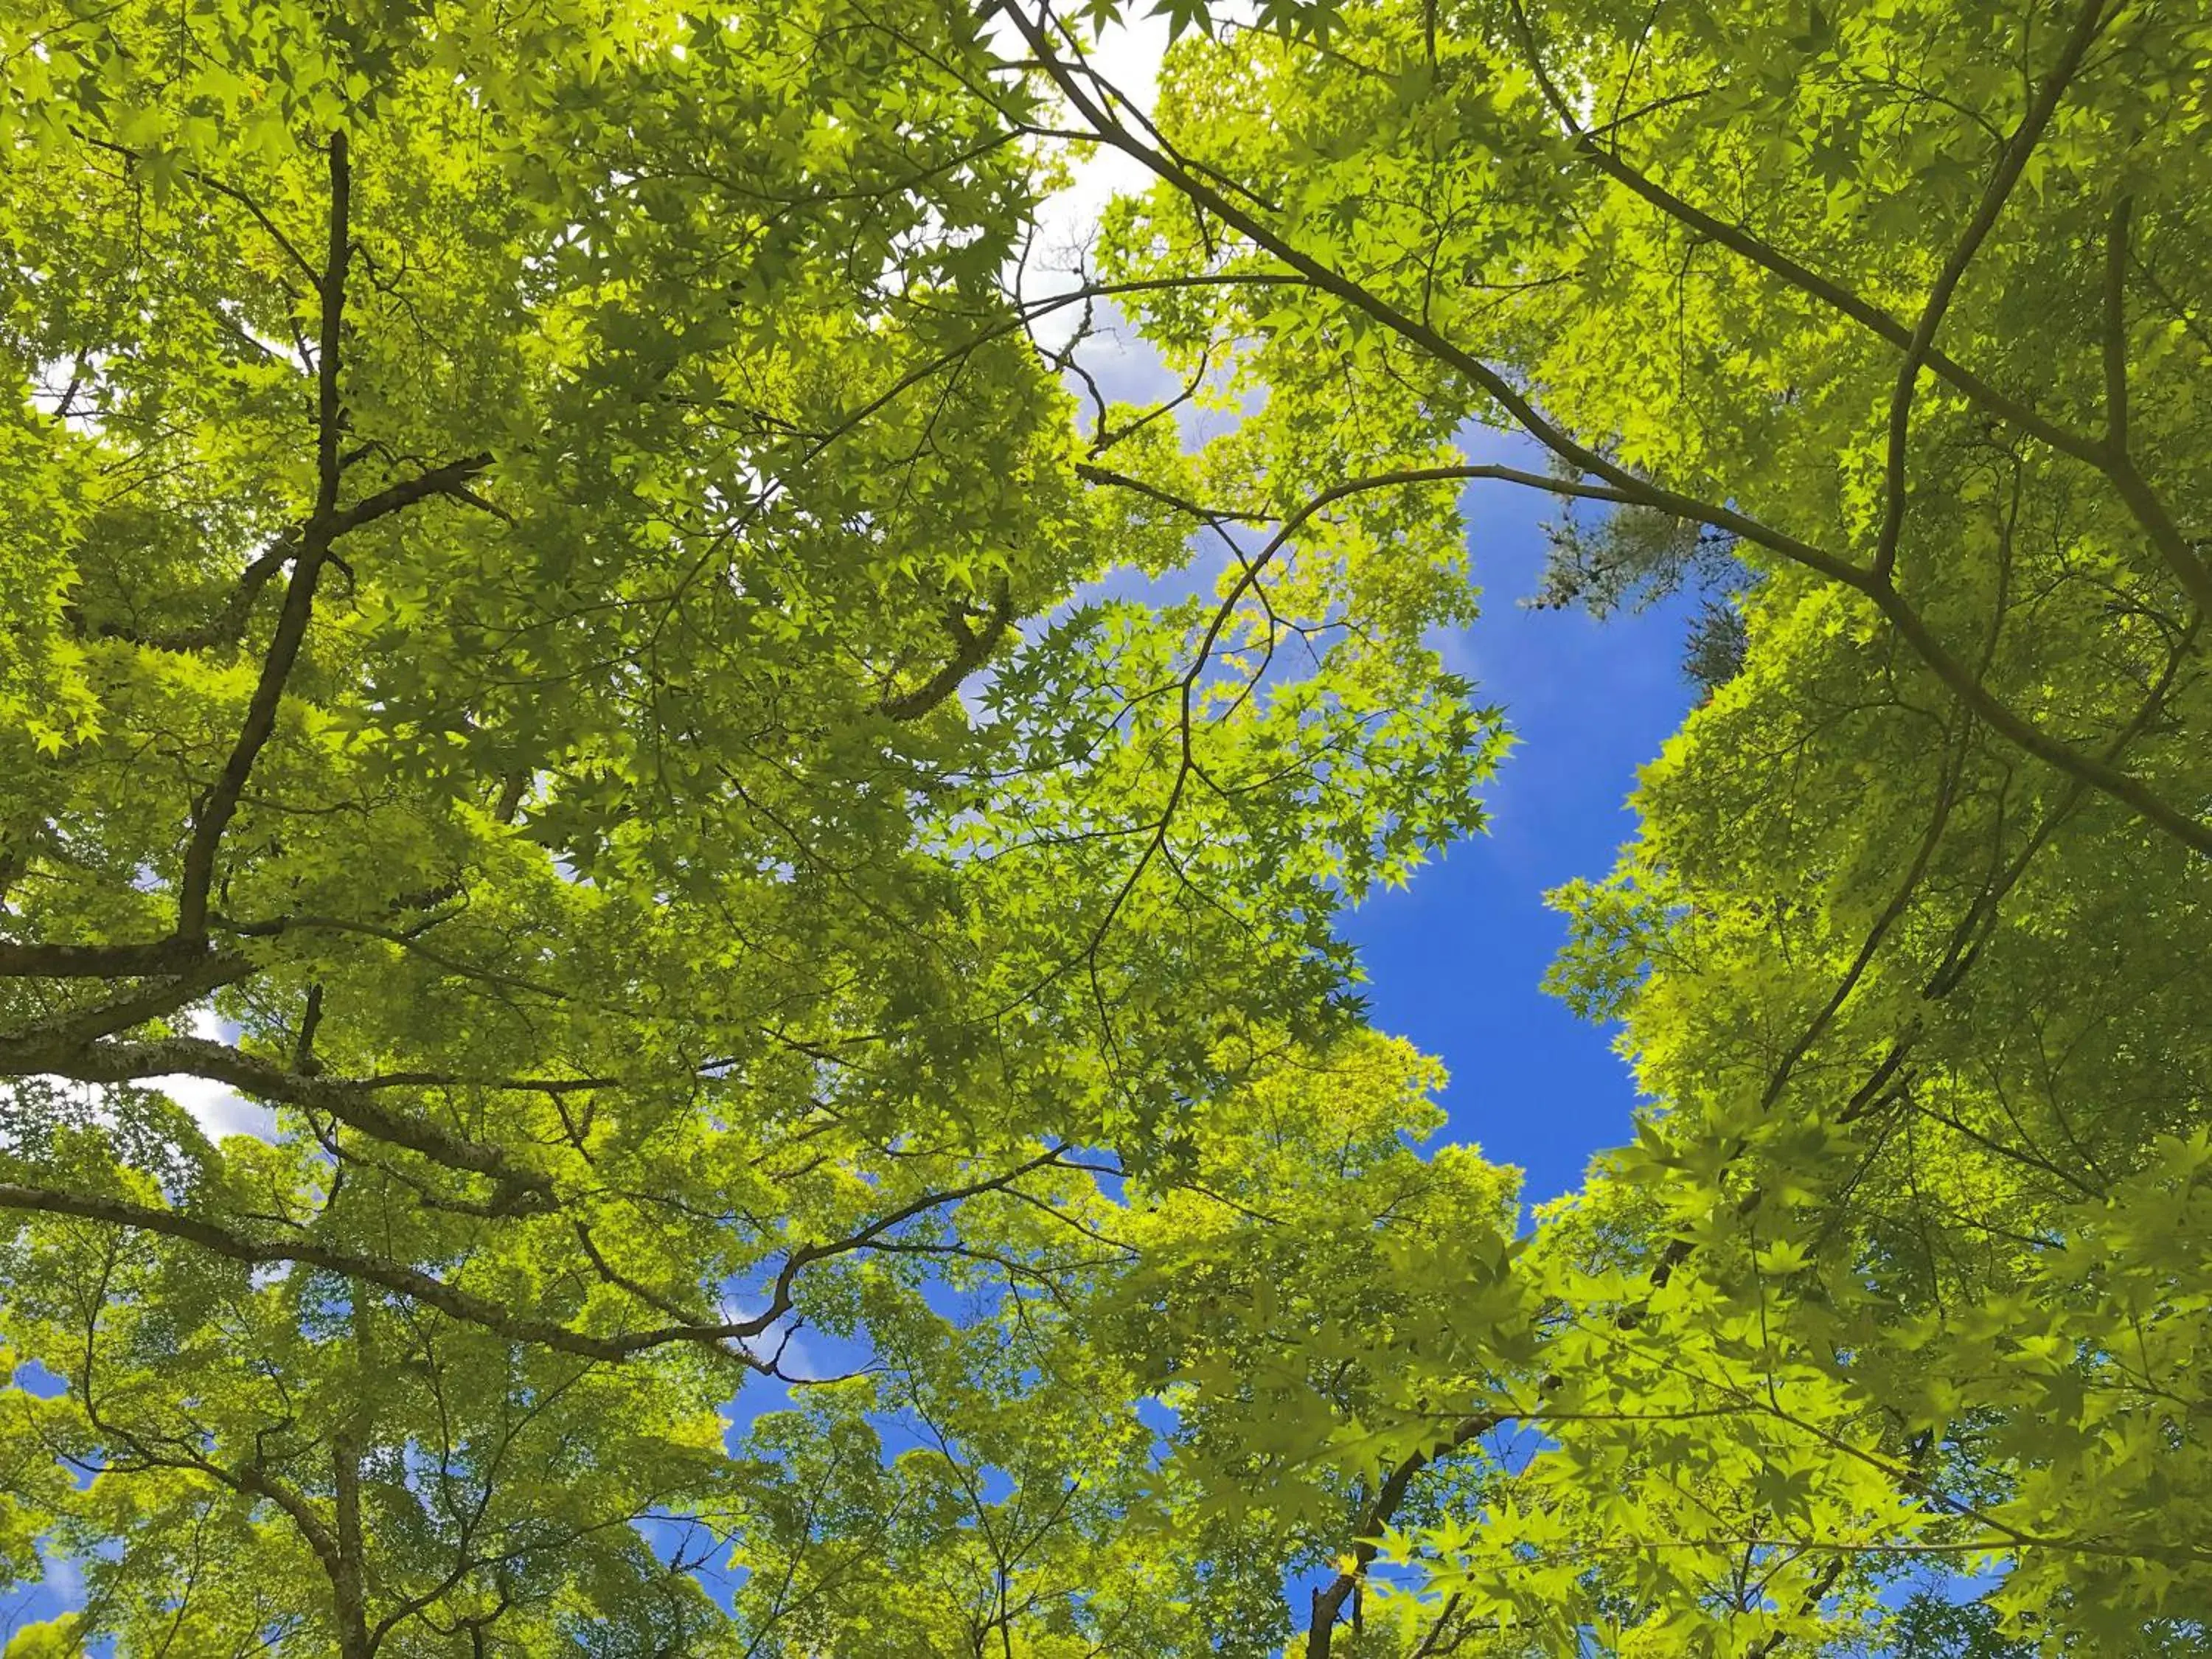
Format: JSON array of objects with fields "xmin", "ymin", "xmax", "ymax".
[{"xmin": 2, "ymin": 0, "xmax": 2208, "ymax": 1653}]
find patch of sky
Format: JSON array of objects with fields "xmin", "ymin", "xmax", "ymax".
[
  {"xmin": 720, "ymin": 1311, "xmax": 874, "ymax": 1447},
  {"xmin": 10, "ymin": 1360, "xmax": 67, "ymax": 1400},
  {"xmin": 633, "ymin": 1512, "xmax": 745, "ymax": 1613},
  {"xmin": 1341, "ymin": 422, "xmax": 1708, "ymax": 1209},
  {"xmin": 1133, "ymin": 1394, "xmax": 1179, "ymax": 1461},
  {"xmin": 1029, "ymin": 374, "xmax": 1695, "ymax": 1218},
  {"xmin": 7, "ymin": 1542, "xmax": 119, "ymax": 1655}
]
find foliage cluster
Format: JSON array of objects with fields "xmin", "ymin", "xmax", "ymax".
[{"xmin": 1, "ymin": 0, "xmax": 2207, "ymax": 1654}]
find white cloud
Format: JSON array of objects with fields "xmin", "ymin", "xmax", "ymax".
[
  {"xmin": 148, "ymin": 1009, "xmax": 275, "ymax": 1142},
  {"xmin": 1024, "ymin": 14, "xmax": 1169, "ymax": 297},
  {"xmin": 998, "ymin": 10, "xmax": 1172, "ymax": 361}
]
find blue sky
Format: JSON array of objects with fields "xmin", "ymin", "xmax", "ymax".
[
  {"xmin": 1345, "ymin": 425, "xmax": 1706, "ymax": 1208},
  {"xmin": 1022, "ymin": 13, "xmax": 1706, "ymax": 1209},
  {"xmin": 1071, "ymin": 310, "xmax": 1704, "ymax": 1209}
]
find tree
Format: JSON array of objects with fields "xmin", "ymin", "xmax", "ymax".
[
  {"xmin": 13, "ymin": 0, "xmax": 2211, "ymax": 1652},
  {"xmin": 1029, "ymin": 0, "xmax": 2212, "ymax": 1648},
  {"xmin": 0, "ymin": 0, "xmax": 1497, "ymax": 1649}
]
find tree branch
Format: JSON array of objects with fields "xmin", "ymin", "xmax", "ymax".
[
  {"xmin": 1870, "ymin": 0, "xmax": 2110, "ymax": 582},
  {"xmin": 0, "ymin": 1034, "xmax": 549, "ymax": 1203},
  {"xmin": 0, "ymin": 1149, "xmax": 1072, "ymax": 1366},
  {"xmin": 1514, "ymin": 0, "xmax": 2212, "ymax": 622},
  {"xmin": 0, "ymin": 1180, "xmax": 655, "ymax": 1361},
  {"xmin": 2098, "ymin": 195, "xmax": 2212, "ymax": 616},
  {"xmin": 1306, "ymin": 1412, "xmax": 1505, "ymax": 1658},
  {"xmin": 882, "ymin": 583, "xmax": 1017, "ymax": 720},
  {"xmin": 1010, "ymin": 4, "xmax": 2212, "ymax": 859},
  {"xmin": 174, "ymin": 131, "xmax": 356, "ymax": 941}
]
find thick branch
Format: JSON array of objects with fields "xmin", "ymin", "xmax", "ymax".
[
  {"xmin": 1306, "ymin": 1412, "xmax": 1504, "ymax": 1658},
  {"xmin": 0, "ymin": 937, "xmax": 212, "ymax": 979},
  {"xmin": 0, "ymin": 1149, "xmax": 1070, "ymax": 1366},
  {"xmin": 174, "ymin": 131, "xmax": 355, "ymax": 942},
  {"xmin": 98, "ymin": 535, "xmax": 296, "ymax": 654},
  {"xmin": 1516, "ymin": 1, "xmax": 2212, "ymax": 621},
  {"xmin": 3, "ymin": 952, "xmax": 256, "ymax": 1050},
  {"xmin": 882, "ymin": 584, "xmax": 1017, "ymax": 720},
  {"xmin": 0, "ymin": 1034, "xmax": 548, "ymax": 1201}
]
